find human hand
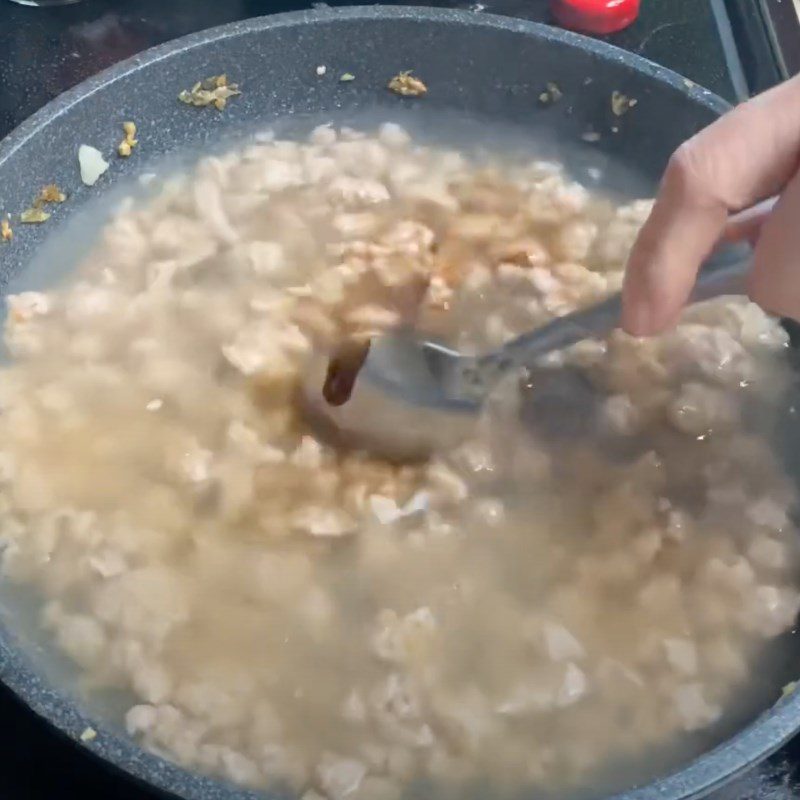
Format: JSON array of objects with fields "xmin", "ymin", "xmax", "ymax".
[{"xmin": 622, "ymin": 73, "xmax": 800, "ymax": 335}]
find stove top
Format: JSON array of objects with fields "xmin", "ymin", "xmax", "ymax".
[
  {"xmin": 0, "ymin": 1, "xmax": 799, "ymax": 799},
  {"xmin": 761, "ymin": 0, "xmax": 800, "ymax": 77}
]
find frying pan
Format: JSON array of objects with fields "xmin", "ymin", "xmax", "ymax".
[{"xmin": 0, "ymin": 7, "xmax": 798, "ymax": 800}]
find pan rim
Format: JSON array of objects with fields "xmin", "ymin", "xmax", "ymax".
[
  {"xmin": 0, "ymin": 7, "xmax": 795, "ymax": 800},
  {"xmin": 0, "ymin": 4, "xmax": 731, "ymax": 171}
]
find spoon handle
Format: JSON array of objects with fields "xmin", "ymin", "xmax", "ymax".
[{"xmin": 486, "ymin": 243, "xmax": 751, "ymax": 370}]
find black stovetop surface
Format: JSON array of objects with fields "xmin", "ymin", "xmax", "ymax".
[{"xmin": 0, "ymin": 0, "xmax": 798, "ymax": 798}]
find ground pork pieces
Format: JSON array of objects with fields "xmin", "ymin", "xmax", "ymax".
[{"xmin": 0, "ymin": 124, "xmax": 798, "ymax": 799}]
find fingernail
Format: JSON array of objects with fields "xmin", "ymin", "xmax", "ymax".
[{"xmin": 622, "ymin": 299, "xmax": 653, "ymax": 337}]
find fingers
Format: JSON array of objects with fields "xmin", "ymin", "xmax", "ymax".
[
  {"xmin": 622, "ymin": 74, "xmax": 800, "ymax": 336},
  {"xmin": 621, "ymin": 149, "xmax": 728, "ymax": 334},
  {"xmin": 719, "ymin": 197, "xmax": 776, "ymax": 246},
  {"xmin": 748, "ymin": 166, "xmax": 800, "ymax": 321}
]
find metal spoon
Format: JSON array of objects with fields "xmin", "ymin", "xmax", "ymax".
[{"xmin": 360, "ymin": 244, "xmax": 751, "ymax": 412}]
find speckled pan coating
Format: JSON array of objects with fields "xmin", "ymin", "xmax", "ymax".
[{"xmin": 0, "ymin": 7, "xmax": 797, "ymax": 800}]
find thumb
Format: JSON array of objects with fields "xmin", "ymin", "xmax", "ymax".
[
  {"xmin": 747, "ymin": 166, "xmax": 800, "ymax": 321},
  {"xmin": 719, "ymin": 197, "xmax": 776, "ymax": 246}
]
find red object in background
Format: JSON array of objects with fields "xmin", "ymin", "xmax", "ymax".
[{"xmin": 551, "ymin": 0, "xmax": 640, "ymax": 35}]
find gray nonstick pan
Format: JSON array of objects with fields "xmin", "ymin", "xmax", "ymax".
[{"xmin": 1, "ymin": 7, "xmax": 799, "ymax": 800}]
